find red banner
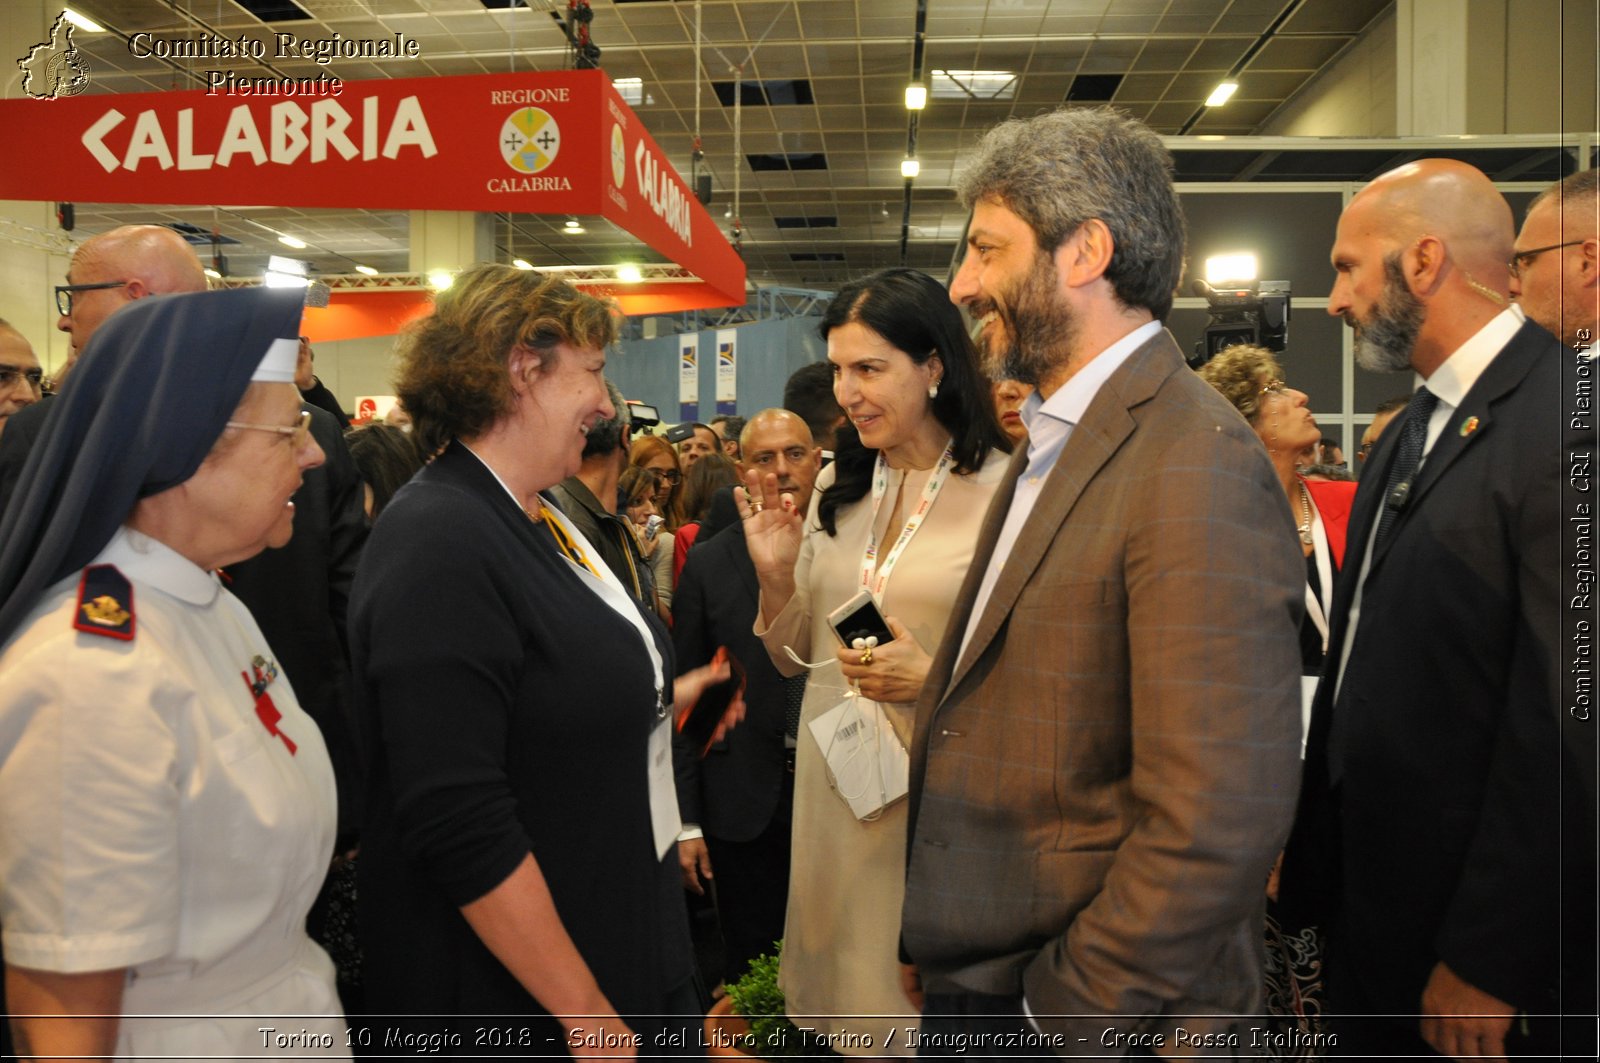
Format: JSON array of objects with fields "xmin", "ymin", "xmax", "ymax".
[{"xmin": 0, "ymin": 69, "xmax": 744, "ymax": 309}]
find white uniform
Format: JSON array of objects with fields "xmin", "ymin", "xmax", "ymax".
[{"xmin": 0, "ymin": 527, "xmax": 348, "ymax": 1059}]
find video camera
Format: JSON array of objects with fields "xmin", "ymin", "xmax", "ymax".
[{"xmin": 1188, "ymin": 277, "xmax": 1290, "ymax": 368}]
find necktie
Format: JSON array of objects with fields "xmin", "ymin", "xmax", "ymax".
[
  {"xmin": 1373, "ymin": 387, "xmax": 1439, "ymax": 551},
  {"xmin": 783, "ymin": 674, "xmax": 806, "ymax": 739}
]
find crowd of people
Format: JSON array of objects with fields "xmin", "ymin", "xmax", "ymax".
[{"xmin": 0, "ymin": 104, "xmax": 1593, "ymax": 1062}]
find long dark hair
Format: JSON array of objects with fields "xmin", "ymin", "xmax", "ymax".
[{"xmin": 816, "ymin": 268, "xmax": 1009, "ymax": 536}]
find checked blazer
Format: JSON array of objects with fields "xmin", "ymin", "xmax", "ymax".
[{"xmin": 901, "ymin": 329, "xmax": 1306, "ymax": 1053}]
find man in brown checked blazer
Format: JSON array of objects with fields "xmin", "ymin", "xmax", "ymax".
[{"xmin": 899, "ymin": 107, "xmax": 1305, "ymax": 1057}]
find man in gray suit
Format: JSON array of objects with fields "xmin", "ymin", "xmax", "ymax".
[{"xmin": 900, "ymin": 106, "xmax": 1305, "ymax": 1056}]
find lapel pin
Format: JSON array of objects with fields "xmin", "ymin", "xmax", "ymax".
[{"xmin": 1459, "ymin": 416, "xmax": 1481, "ymax": 438}]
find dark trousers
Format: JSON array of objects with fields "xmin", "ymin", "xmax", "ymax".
[
  {"xmin": 705, "ymin": 774, "xmax": 793, "ymax": 984},
  {"xmin": 916, "ymin": 992, "xmax": 1057, "ymax": 1059}
]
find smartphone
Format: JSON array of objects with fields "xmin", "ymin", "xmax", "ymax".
[
  {"xmin": 826, "ymin": 590, "xmax": 894, "ymax": 649},
  {"xmin": 676, "ymin": 646, "xmax": 747, "ymax": 755},
  {"xmin": 664, "ymin": 422, "xmax": 696, "ymax": 445},
  {"xmin": 644, "ymin": 514, "xmax": 664, "ymax": 542}
]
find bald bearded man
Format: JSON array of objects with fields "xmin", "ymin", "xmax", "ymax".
[
  {"xmin": 1285, "ymin": 160, "xmax": 1592, "ymax": 1059},
  {"xmin": 0, "ymin": 226, "xmax": 208, "ymax": 508}
]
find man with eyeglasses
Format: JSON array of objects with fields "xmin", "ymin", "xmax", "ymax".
[
  {"xmin": 1510, "ymin": 167, "xmax": 1597, "ymax": 356},
  {"xmin": 1, "ymin": 226, "xmax": 207, "ymax": 507},
  {"xmin": 0, "ymin": 322, "xmax": 42, "ymax": 440}
]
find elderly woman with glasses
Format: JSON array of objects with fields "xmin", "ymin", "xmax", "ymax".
[{"xmin": 0, "ymin": 288, "xmax": 344, "ymax": 1059}]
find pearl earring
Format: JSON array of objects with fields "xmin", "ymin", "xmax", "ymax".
[{"xmin": 928, "ymin": 382, "xmax": 939, "ymax": 399}]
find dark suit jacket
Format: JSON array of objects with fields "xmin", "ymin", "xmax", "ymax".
[
  {"xmin": 1288, "ymin": 320, "xmax": 1593, "ymax": 1016},
  {"xmin": 548, "ymin": 476, "xmax": 653, "ymax": 607},
  {"xmin": 901, "ymin": 330, "xmax": 1305, "ymax": 1051},
  {"xmin": 0, "ymin": 394, "xmax": 52, "ymax": 517},
  {"xmin": 670, "ymin": 520, "xmax": 790, "ymax": 842}
]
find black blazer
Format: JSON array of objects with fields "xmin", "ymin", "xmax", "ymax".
[
  {"xmin": 670, "ymin": 519, "xmax": 790, "ymax": 842},
  {"xmin": 1289, "ymin": 320, "xmax": 1594, "ymax": 1016}
]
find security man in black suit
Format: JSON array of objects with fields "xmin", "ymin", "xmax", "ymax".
[
  {"xmin": 672, "ymin": 409, "xmax": 821, "ymax": 984},
  {"xmin": 1287, "ymin": 159, "xmax": 1595, "ymax": 1059}
]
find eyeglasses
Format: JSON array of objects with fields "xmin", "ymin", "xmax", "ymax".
[
  {"xmin": 0, "ymin": 364, "xmax": 45, "ymax": 392},
  {"xmin": 651, "ymin": 467, "xmax": 682, "ymax": 486},
  {"xmin": 55, "ymin": 281, "xmax": 129, "ymax": 316},
  {"xmin": 1357, "ymin": 441, "xmax": 1375, "ymax": 459},
  {"xmin": 1258, "ymin": 379, "xmax": 1287, "ymax": 396},
  {"xmin": 225, "ymin": 410, "xmax": 313, "ymax": 446},
  {"xmin": 1509, "ymin": 240, "xmax": 1584, "ymax": 279}
]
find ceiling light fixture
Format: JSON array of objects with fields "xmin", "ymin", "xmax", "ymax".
[
  {"xmin": 1205, "ymin": 81, "xmax": 1239, "ymax": 108},
  {"xmin": 563, "ymin": 218, "xmax": 585, "ymax": 234},
  {"xmin": 513, "ymin": 259, "xmax": 534, "ymax": 270},
  {"xmin": 62, "ymin": 8, "xmax": 104, "ymax": 32},
  {"xmin": 901, "ymin": 157, "xmax": 920, "ymax": 179},
  {"xmin": 277, "ymin": 233, "xmax": 308, "ymax": 249},
  {"xmin": 264, "ymin": 255, "xmax": 309, "ymax": 289},
  {"xmin": 904, "ymin": 84, "xmax": 927, "ymax": 111},
  {"xmin": 354, "ymin": 264, "xmax": 378, "ymax": 276},
  {"xmin": 618, "ymin": 264, "xmax": 643, "ymax": 283},
  {"xmin": 427, "ymin": 269, "xmax": 454, "ymax": 291}
]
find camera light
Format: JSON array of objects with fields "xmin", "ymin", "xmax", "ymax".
[{"xmin": 1205, "ymin": 253, "xmax": 1258, "ymax": 285}]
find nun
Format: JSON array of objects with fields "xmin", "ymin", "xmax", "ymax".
[{"xmin": 0, "ymin": 287, "xmax": 347, "ymax": 1058}]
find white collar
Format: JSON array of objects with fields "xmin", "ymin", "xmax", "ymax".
[
  {"xmin": 98, "ymin": 526, "xmax": 220, "ymax": 606},
  {"xmin": 1025, "ymin": 318, "xmax": 1163, "ymax": 432},
  {"xmin": 1418, "ymin": 305, "xmax": 1524, "ymax": 408}
]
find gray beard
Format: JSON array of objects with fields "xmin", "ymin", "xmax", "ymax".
[
  {"xmin": 986, "ymin": 256, "xmax": 1078, "ymax": 386},
  {"xmin": 1352, "ymin": 255, "xmax": 1424, "ymax": 373}
]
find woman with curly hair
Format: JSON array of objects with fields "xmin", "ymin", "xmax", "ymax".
[{"xmin": 349, "ymin": 264, "xmax": 734, "ymax": 1052}]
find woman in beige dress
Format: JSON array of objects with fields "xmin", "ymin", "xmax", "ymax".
[{"xmin": 738, "ymin": 268, "xmax": 1010, "ymax": 1055}]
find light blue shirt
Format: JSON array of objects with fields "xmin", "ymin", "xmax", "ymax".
[{"xmin": 957, "ymin": 320, "xmax": 1163, "ymax": 666}]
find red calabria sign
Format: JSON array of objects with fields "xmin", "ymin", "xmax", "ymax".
[{"xmin": 0, "ymin": 69, "xmax": 745, "ymax": 309}]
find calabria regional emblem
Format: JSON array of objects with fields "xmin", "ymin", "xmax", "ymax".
[
  {"xmin": 611, "ymin": 125, "xmax": 627, "ymax": 187},
  {"xmin": 501, "ymin": 107, "xmax": 561, "ymax": 174}
]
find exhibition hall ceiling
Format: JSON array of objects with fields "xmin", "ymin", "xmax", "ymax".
[{"xmin": 53, "ymin": 0, "xmax": 1400, "ymax": 290}]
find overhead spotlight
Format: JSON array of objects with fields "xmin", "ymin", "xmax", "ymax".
[
  {"xmin": 513, "ymin": 259, "xmax": 535, "ymax": 270},
  {"xmin": 723, "ymin": 208, "xmax": 733, "ymax": 219},
  {"xmin": 278, "ymin": 233, "xmax": 308, "ymax": 249},
  {"xmin": 1205, "ymin": 81, "xmax": 1238, "ymax": 108},
  {"xmin": 354, "ymin": 264, "xmax": 378, "ymax": 276},
  {"xmin": 62, "ymin": 8, "xmax": 104, "ymax": 32},
  {"xmin": 904, "ymin": 84, "xmax": 927, "ymax": 111},
  {"xmin": 264, "ymin": 254, "xmax": 309, "ymax": 289},
  {"xmin": 563, "ymin": 217, "xmax": 585, "ymax": 235},
  {"xmin": 427, "ymin": 269, "xmax": 454, "ymax": 291},
  {"xmin": 617, "ymin": 264, "xmax": 643, "ymax": 283},
  {"xmin": 901, "ymin": 157, "xmax": 920, "ymax": 179}
]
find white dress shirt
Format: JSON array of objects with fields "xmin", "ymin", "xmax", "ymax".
[
  {"xmin": 958, "ymin": 319, "xmax": 1163, "ymax": 665},
  {"xmin": 1335, "ymin": 305, "xmax": 1525, "ymax": 696}
]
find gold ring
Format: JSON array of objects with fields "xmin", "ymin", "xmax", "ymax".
[
  {"xmin": 750, "ymin": 500, "xmax": 764, "ymax": 513},
  {"xmin": 860, "ymin": 648, "xmax": 873, "ymax": 666}
]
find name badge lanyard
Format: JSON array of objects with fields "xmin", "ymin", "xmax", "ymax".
[{"xmin": 857, "ymin": 441, "xmax": 958, "ymax": 602}]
